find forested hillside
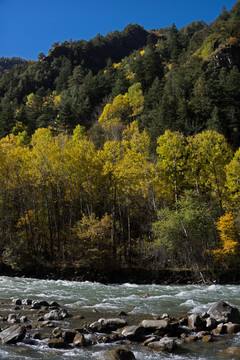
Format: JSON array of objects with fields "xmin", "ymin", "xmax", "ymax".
[{"xmin": 1, "ymin": 2, "xmax": 240, "ymax": 277}]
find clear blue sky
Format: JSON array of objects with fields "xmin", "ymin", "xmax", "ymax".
[{"xmin": 0, "ymin": 0, "xmax": 237, "ymax": 60}]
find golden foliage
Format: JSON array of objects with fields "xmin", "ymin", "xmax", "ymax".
[{"xmin": 213, "ymin": 212, "xmax": 239, "ymax": 265}]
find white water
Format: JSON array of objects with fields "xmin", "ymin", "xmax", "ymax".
[{"xmin": 0, "ymin": 276, "xmax": 239, "ymax": 359}]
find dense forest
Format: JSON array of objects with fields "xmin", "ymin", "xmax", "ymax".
[{"xmin": 1, "ymin": 2, "xmax": 240, "ymax": 278}]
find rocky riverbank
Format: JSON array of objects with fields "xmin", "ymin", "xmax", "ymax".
[
  {"xmin": 0, "ymin": 298, "xmax": 240, "ymax": 359},
  {"xmin": 1, "ymin": 261, "xmax": 240, "ymax": 285}
]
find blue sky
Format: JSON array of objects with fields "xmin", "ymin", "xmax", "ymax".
[{"xmin": 0, "ymin": 0, "xmax": 237, "ymax": 60}]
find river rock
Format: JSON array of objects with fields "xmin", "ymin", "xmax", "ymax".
[
  {"xmin": 72, "ymin": 333, "xmax": 87, "ymax": 347},
  {"xmin": 0, "ymin": 325, "xmax": 26, "ymax": 344},
  {"xmin": 43, "ymin": 308, "xmax": 69, "ymax": 320},
  {"xmin": 12, "ymin": 299, "xmax": 22, "ymax": 305},
  {"xmin": 52, "ymin": 327, "xmax": 62, "ymax": 338},
  {"xmin": 49, "ymin": 301, "xmax": 60, "ymax": 307},
  {"xmin": 7, "ymin": 314, "xmax": 19, "ymax": 324},
  {"xmin": 63, "ymin": 330, "xmax": 76, "ymax": 343},
  {"xmin": 107, "ymin": 348, "xmax": 136, "ymax": 360},
  {"xmin": 140, "ymin": 319, "xmax": 169, "ymax": 332},
  {"xmin": 218, "ymin": 347, "xmax": 240, "ymax": 358},
  {"xmin": 89, "ymin": 318, "xmax": 127, "ymax": 333},
  {"xmin": 206, "ymin": 317, "xmax": 217, "ymax": 330},
  {"xmin": 147, "ymin": 337, "xmax": 178, "ymax": 352},
  {"xmin": 30, "ymin": 302, "xmax": 41, "ymax": 310},
  {"xmin": 38, "ymin": 300, "xmax": 50, "ymax": 307},
  {"xmin": 47, "ymin": 338, "xmax": 68, "ymax": 349},
  {"xmin": 201, "ymin": 334, "xmax": 213, "ymax": 342},
  {"xmin": 207, "ymin": 300, "xmax": 240, "ymax": 324},
  {"xmin": 212, "ymin": 323, "xmax": 227, "ymax": 335},
  {"xmin": 22, "ymin": 299, "xmax": 32, "ymax": 305},
  {"xmin": 226, "ymin": 322, "xmax": 240, "ymax": 334},
  {"xmin": 188, "ymin": 314, "xmax": 205, "ymax": 331},
  {"xmin": 121, "ymin": 325, "xmax": 145, "ymax": 341},
  {"xmin": 20, "ymin": 316, "xmax": 28, "ymax": 323}
]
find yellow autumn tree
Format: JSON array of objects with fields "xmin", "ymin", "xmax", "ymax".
[
  {"xmin": 98, "ymin": 83, "xmax": 144, "ymax": 140},
  {"xmin": 213, "ymin": 212, "xmax": 239, "ymax": 267},
  {"xmin": 74, "ymin": 213, "xmax": 113, "ymax": 265},
  {"xmin": 156, "ymin": 130, "xmax": 187, "ymax": 205},
  {"xmin": 225, "ymin": 147, "xmax": 240, "ymax": 208}
]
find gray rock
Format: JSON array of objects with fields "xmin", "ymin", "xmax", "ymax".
[
  {"xmin": 22, "ymin": 299, "xmax": 32, "ymax": 305},
  {"xmin": 107, "ymin": 348, "xmax": 136, "ymax": 360},
  {"xmin": 142, "ymin": 336, "xmax": 159, "ymax": 346},
  {"xmin": 43, "ymin": 308, "xmax": 69, "ymax": 321},
  {"xmin": 89, "ymin": 318, "xmax": 127, "ymax": 333},
  {"xmin": 218, "ymin": 347, "xmax": 240, "ymax": 358},
  {"xmin": 147, "ymin": 337, "xmax": 178, "ymax": 352},
  {"xmin": 72, "ymin": 333, "xmax": 87, "ymax": 347},
  {"xmin": 12, "ymin": 299, "xmax": 22, "ymax": 305},
  {"xmin": 47, "ymin": 338, "xmax": 68, "ymax": 349},
  {"xmin": 30, "ymin": 302, "xmax": 41, "ymax": 310},
  {"xmin": 207, "ymin": 300, "xmax": 240, "ymax": 324},
  {"xmin": 226, "ymin": 322, "xmax": 240, "ymax": 334},
  {"xmin": 121, "ymin": 325, "xmax": 145, "ymax": 341},
  {"xmin": 52, "ymin": 327, "xmax": 62, "ymax": 338},
  {"xmin": 20, "ymin": 316, "xmax": 28, "ymax": 323},
  {"xmin": 49, "ymin": 301, "xmax": 60, "ymax": 307},
  {"xmin": 38, "ymin": 301, "xmax": 50, "ymax": 307},
  {"xmin": 7, "ymin": 314, "xmax": 20, "ymax": 324},
  {"xmin": 0, "ymin": 325, "xmax": 26, "ymax": 344},
  {"xmin": 212, "ymin": 323, "xmax": 227, "ymax": 335},
  {"xmin": 205, "ymin": 317, "xmax": 217, "ymax": 330},
  {"xmin": 63, "ymin": 331, "xmax": 76, "ymax": 343},
  {"xmin": 140, "ymin": 319, "xmax": 169, "ymax": 331},
  {"xmin": 188, "ymin": 314, "xmax": 205, "ymax": 331}
]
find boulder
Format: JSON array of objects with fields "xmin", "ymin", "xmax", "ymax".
[
  {"xmin": 43, "ymin": 308, "xmax": 69, "ymax": 321},
  {"xmin": 212, "ymin": 323, "xmax": 227, "ymax": 335},
  {"xmin": 226, "ymin": 322, "xmax": 240, "ymax": 334},
  {"xmin": 20, "ymin": 316, "xmax": 28, "ymax": 323},
  {"xmin": 140, "ymin": 320, "xmax": 169, "ymax": 332},
  {"xmin": 147, "ymin": 337, "xmax": 178, "ymax": 352},
  {"xmin": 7, "ymin": 314, "xmax": 19, "ymax": 324},
  {"xmin": 188, "ymin": 314, "xmax": 205, "ymax": 331},
  {"xmin": 205, "ymin": 317, "xmax": 217, "ymax": 330},
  {"xmin": 63, "ymin": 331, "xmax": 76, "ymax": 343},
  {"xmin": 22, "ymin": 299, "xmax": 32, "ymax": 305},
  {"xmin": 12, "ymin": 299, "xmax": 22, "ymax": 305},
  {"xmin": 0, "ymin": 325, "xmax": 26, "ymax": 344},
  {"xmin": 30, "ymin": 302, "xmax": 41, "ymax": 310},
  {"xmin": 47, "ymin": 338, "xmax": 68, "ymax": 349},
  {"xmin": 201, "ymin": 334, "xmax": 213, "ymax": 342},
  {"xmin": 72, "ymin": 333, "xmax": 87, "ymax": 347},
  {"xmin": 107, "ymin": 348, "xmax": 136, "ymax": 360},
  {"xmin": 121, "ymin": 325, "xmax": 145, "ymax": 341},
  {"xmin": 218, "ymin": 347, "xmax": 240, "ymax": 358},
  {"xmin": 49, "ymin": 301, "xmax": 60, "ymax": 307},
  {"xmin": 142, "ymin": 336, "xmax": 159, "ymax": 346},
  {"xmin": 207, "ymin": 301, "xmax": 240, "ymax": 324},
  {"xmin": 38, "ymin": 300, "xmax": 50, "ymax": 307},
  {"xmin": 52, "ymin": 327, "xmax": 62, "ymax": 338},
  {"xmin": 89, "ymin": 318, "xmax": 127, "ymax": 333}
]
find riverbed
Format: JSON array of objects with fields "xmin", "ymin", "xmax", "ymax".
[{"xmin": 0, "ymin": 276, "xmax": 239, "ymax": 359}]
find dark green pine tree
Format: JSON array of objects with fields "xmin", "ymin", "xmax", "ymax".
[
  {"xmin": 168, "ymin": 23, "xmax": 183, "ymax": 63},
  {"xmin": 225, "ymin": 66, "xmax": 240, "ymax": 147}
]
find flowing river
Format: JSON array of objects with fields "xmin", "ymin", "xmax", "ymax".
[{"xmin": 0, "ymin": 276, "xmax": 239, "ymax": 359}]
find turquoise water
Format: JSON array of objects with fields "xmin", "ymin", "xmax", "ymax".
[{"xmin": 0, "ymin": 276, "xmax": 239, "ymax": 359}]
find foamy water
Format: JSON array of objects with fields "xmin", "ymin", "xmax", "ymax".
[{"xmin": 0, "ymin": 276, "xmax": 239, "ymax": 359}]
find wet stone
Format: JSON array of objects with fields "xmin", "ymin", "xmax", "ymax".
[
  {"xmin": 72, "ymin": 333, "xmax": 87, "ymax": 347},
  {"xmin": 0, "ymin": 324, "xmax": 26, "ymax": 344},
  {"xmin": 47, "ymin": 338, "xmax": 68, "ymax": 349}
]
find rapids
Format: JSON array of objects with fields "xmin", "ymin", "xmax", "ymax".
[{"xmin": 0, "ymin": 276, "xmax": 239, "ymax": 359}]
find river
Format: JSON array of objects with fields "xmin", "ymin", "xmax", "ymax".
[{"xmin": 0, "ymin": 276, "xmax": 239, "ymax": 359}]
